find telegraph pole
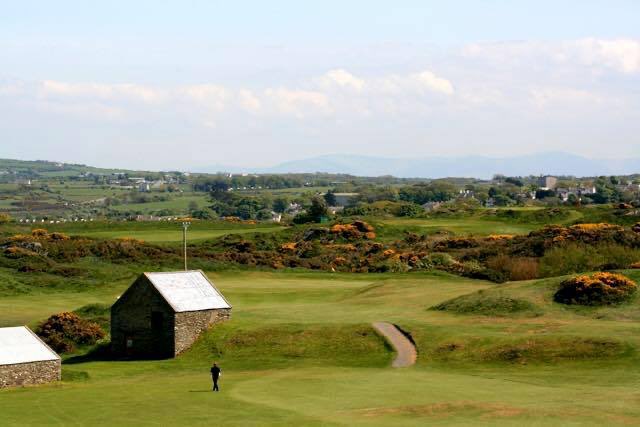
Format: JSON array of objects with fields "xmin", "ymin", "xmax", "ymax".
[{"xmin": 182, "ymin": 221, "xmax": 191, "ymax": 271}]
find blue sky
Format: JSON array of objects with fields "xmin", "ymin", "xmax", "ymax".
[{"xmin": 1, "ymin": 1, "xmax": 639, "ymax": 170}]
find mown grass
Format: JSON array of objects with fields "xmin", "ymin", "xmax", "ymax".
[
  {"xmin": 2, "ymin": 268, "xmax": 640, "ymax": 425},
  {"xmin": 15, "ymin": 220, "xmax": 286, "ymax": 243}
]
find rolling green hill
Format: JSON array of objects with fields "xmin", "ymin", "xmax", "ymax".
[{"xmin": 2, "ymin": 269, "xmax": 640, "ymax": 425}]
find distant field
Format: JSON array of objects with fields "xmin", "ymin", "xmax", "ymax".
[
  {"xmin": 40, "ymin": 220, "xmax": 286, "ymax": 242},
  {"xmin": 376, "ymin": 218, "xmax": 539, "ymax": 237},
  {"xmin": 375, "ymin": 209, "xmax": 583, "ymax": 238},
  {"xmin": 108, "ymin": 194, "xmax": 210, "ymax": 213},
  {"xmin": 2, "ymin": 270, "xmax": 640, "ymax": 425},
  {"xmin": 73, "ymin": 227, "xmax": 282, "ymax": 242}
]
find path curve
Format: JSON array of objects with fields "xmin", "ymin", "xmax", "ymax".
[{"xmin": 372, "ymin": 322, "xmax": 417, "ymax": 368}]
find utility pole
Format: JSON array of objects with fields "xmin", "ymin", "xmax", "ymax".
[{"xmin": 182, "ymin": 221, "xmax": 191, "ymax": 271}]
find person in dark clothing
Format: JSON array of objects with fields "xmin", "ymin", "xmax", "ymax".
[{"xmin": 210, "ymin": 363, "xmax": 221, "ymax": 391}]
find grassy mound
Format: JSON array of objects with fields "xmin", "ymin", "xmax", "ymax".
[
  {"xmin": 432, "ymin": 336, "xmax": 629, "ymax": 364},
  {"xmin": 554, "ymin": 272, "xmax": 638, "ymax": 306},
  {"xmin": 431, "ymin": 290, "xmax": 542, "ymax": 317},
  {"xmin": 182, "ymin": 323, "xmax": 393, "ymax": 369}
]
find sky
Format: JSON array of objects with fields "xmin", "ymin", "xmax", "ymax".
[{"xmin": 1, "ymin": 0, "xmax": 639, "ymax": 171}]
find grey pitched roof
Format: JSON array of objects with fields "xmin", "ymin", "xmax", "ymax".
[
  {"xmin": 145, "ymin": 270, "xmax": 231, "ymax": 313},
  {"xmin": 0, "ymin": 326, "xmax": 60, "ymax": 365}
]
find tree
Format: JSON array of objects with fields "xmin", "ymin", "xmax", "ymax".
[
  {"xmin": 191, "ymin": 209, "xmax": 213, "ymax": 219},
  {"xmin": 323, "ymin": 190, "xmax": 337, "ymax": 206},
  {"xmin": 308, "ymin": 197, "xmax": 328, "ymax": 222},
  {"xmin": 567, "ymin": 193, "xmax": 581, "ymax": 206},
  {"xmin": 505, "ymin": 177, "xmax": 524, "ymax": 187},
  {"xmin": 256, "ymin": 209, "xmax": 273, "ymax": 221},
  {"xmin": 398, "ymin": 203, "xmax": 422, "ymax": 217},
  {"xmin": 535, "ymin": 189, "xmax": 556, "ymax": 200},
  {"xmin": 272, "ymin": 197, "xmax": 289, "ymax": 213},
  {"xmin": 493, "ymin": 194, "xmax": 514, "ymax": 206}
]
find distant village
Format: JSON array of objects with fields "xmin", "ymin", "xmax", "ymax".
[{"xmin": 1, "ymin": 159, "xmax": 640, "ymax": 223}]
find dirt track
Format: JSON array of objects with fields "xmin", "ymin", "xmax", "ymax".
[{"xmin": 372, "ymin": 322, "xmax": 417, "ymax": 368}]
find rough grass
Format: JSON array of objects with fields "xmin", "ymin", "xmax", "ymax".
[
  {"xmin": 74, "ymin": 303, "xmax": 111, "ymax": 329},
  {"xmin": 431, "ymin": 336, "xmax": 630, "ymax": 364}
]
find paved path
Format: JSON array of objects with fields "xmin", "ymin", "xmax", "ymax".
[{"xmin": 372, "ymin": 322, "xmax": 417, "ymax": 368}]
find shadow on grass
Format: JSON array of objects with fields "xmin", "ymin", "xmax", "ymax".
[{"xmin": 64, "ymin": 342, "xmax": 174, "ymax": 364}]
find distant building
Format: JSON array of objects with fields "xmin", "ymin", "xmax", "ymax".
[
  {"xmin": 333, "ymin": 193, "xmax": 359, "ymax": 207},
  {"xmin": 538, "ymin": 176, "xmax": 557, "ymax": 190},
  {"xmin": 0, "ymin": 326, "xmax": 61, "ymax": 388},
  {"xmin": 111, "ymin": 271, "xmax": 231, "ymax": 359},
  {"xmin": 286, "ymin": 202, "xmax": 303, "ymax": 216},
  {"xmin": 556, "ymin": 188, "xmax": 571, "ymax": 202},
  {"xmin": 458, "ymin": 189, "xmax": 475, "ymax": 199}
]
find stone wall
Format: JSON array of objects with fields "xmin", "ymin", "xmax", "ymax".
[
  {"xmin": 111, "ymin": 276, "xmax": 176, "ymax": 358},
  {"xmin": 174, "ymin": 309, "xmax": 231, "ymax": 355},
  {"xmin": 0, "ymin": 360, "xmax": 60, "ymax": 388}
]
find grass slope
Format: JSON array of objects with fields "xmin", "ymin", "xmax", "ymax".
[{"xmin": 2, "ymin": 270, "xmax": 640, "ymax": 425}]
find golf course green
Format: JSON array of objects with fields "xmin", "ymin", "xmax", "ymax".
[{"xmin": 2, "ymin": 270, "xmax": 640, "ymax": 426}]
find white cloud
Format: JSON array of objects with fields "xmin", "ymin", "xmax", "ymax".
[
  {"xmin": 180, "ymin": 84, "xmax": 227, "ymax": 110},
  {"xmin": 35, "ymin": 100, "xmax": 124, "ymax": 120},
  {"xmin": 529, "ymin": 87, "xmax": 602, "ymax": 109},
  {"xmin": 320, "ymin": 69, "xmax": 365, "ymax": 91},
  {"xmin": 237, "ymin": 89, "xmax": 261, "ymax": 113},
  {"xmin": 411, "ymin": 71, "xmax": 455, "ymax": 95},
  {"xmin": 573, "ymin": 38, "xmax": 640, "ymax": 74},
  {"xmin": 41, "ymin": 80, "xmax": 164, "ymax": 103},
  {"xmin": 263, "ymin": 88, "xmax": 331, "ymax": 117}
]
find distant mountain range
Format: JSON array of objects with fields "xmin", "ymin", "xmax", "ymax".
[{"xmin": 199, "ymin": 152, "xmax": 640, "ymax": 179}]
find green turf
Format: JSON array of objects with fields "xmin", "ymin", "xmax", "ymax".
[
  {"xmin": 376, "ymin": 218, "xmax": 539, "ymax": 237},
  {"xmin": 13, "ymin": 220, "xmax": 286, "ymax": 243},
  {"xmin": 2, "ymin": 269, "xmax": 640, "ymax": 425}
]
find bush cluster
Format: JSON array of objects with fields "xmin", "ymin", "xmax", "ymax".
[
  {"xmin": 36, "ymin": 312, "xmax": 106, "ymax": 353},
  {"xmin": 330, "ymin": 221, "xmax": 376, "ymax": 240},
  {"xmin": 554, "ymin": 272, "xmax": 637, "ymax": 306}
]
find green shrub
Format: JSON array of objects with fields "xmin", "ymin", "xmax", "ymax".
[
  {"xmin": 486, "ymin": 255, "xmax": 539, "ymax": 281},
  {"xmin": 427, "ymin": 252, "xmax": 456, "ymax": 267},
  {"xmin": 36, "ymin": 312, "xmax": 106, "ymax": 353},
  {"xmin": 554, "ymin": 272, "xmax": 638, "ymax": 306},
  {"xmin": 540, "ymin": 244, "xmax": 640, "ymax": 277}
]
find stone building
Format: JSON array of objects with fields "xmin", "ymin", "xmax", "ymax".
[
  {"xmin": 0, "ymin": 326, "xmax": 61, "ymax": 388},
  {"xmin": 111, "ymin": 270, "xmax": 231, "ymax": 359},
  {"xmin": 537, "ymin": 175, "xmax": 558, "ymax": 190}
]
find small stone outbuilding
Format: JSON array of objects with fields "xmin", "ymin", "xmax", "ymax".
[
  {"xmin": 0, "ymin": 326, "xmax": 61, "ymax": 388},
  {"xmin": 111, "ymin": 270, "xmax": 231, "ymax": 359}
]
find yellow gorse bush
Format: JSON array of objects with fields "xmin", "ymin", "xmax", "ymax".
[
  {"xmin": 569, "ymin": 223, "xmax": 623, "ymax": 232},
  {"xmin": 487, "ymin": 234, "xmax": 515, "ymax": 241},
  {"xmin": 555, "ymin": 272, "xmax": 637, "ymax": 306}
]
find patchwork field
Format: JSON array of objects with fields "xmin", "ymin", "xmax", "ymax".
[{"xmin": 2, "ymin": 269, "xmax": 640, "ymax": 426}]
